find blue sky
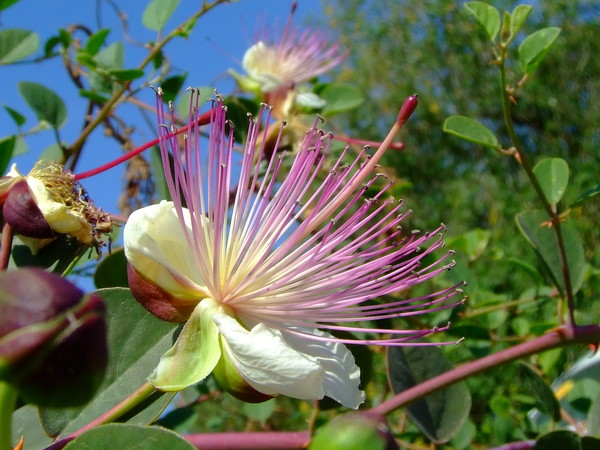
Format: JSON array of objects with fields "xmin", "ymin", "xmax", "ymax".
[
  {"xmin": 0, "ymin": 0, "xmax": 328, "ymax": 286},
  {"xmin": 1, "ymin": 0, "xmax": 323, "ymax": 207}
]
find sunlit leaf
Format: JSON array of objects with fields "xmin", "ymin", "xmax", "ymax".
[
  {"xmin": 84, "ymin": 28, "xmax": 110, "ymax": 56},
  {"xmin": 509, "ymin": 5, "xmax": 533, "ymax": 40},
  {"xmin": 319, "ymin": 83, "xmax": 364, "ymax": 116},
  {"xmin": 387, "ymin": 344, "xmax": 471, "ymax": 443},
  {"xmin": 464, "ymin": 2, "xmax": 500, "ymax": 42},
  {"xmin": 443, "ymin": 115, "xmax": 498, "ymax": 148},
  {"xmin": 518, "ymin": 27, "xmax": 561, "ymax": 74},
  {"xmin": 18, "ymin": 81, "xmax": 67, "ymax": 128},
  {"xmin": 533, "ymin": 158, "xmax": 569, "ymax": 205},
  {"xmin": 143, "ymin": 0, "xmax": 180, "ymax": 31},
  {"xmin": 0, "ymin": 29, "xmax": 39, "ymax": 64},
  {"xmin": 64, "ymin": 423, "xmax": 195, "ymax": 449},
  {"xmin": 108, "ymin": 68, "xmax": 145, "ymax": 82},
  {"xmin": 516, "ymin": 210, "xmax": 585, "ymax": 295}
]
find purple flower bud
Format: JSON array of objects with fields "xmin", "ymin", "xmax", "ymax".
[{"xmin": 0, "ymin": 268, "xmax": 108, "ymax": 407}]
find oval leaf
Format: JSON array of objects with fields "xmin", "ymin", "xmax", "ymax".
[
  {"xmin": 533, "ymin": 430, "xmax": 581, "ymax": 450},
  {"xmin": 64, "ymin": 423, "xmax": 195, "ymax": 449},
  {"xmin": 143, "ymin": 0, "xmax": 181, "ymax": 31},
  {"xmin": 518, "ymin": 27, "xmax": 561, "ymax": 74},
  {"xmin": 533, "ymin": 157, "xmax": 569, "ymax": 205},
  {"xmin": 0, "ymin": 29, "xmax": 39, "ymax": 64},
  {"xmin": 443, "ymin": 115, "xmax": 498, "ymax": 148},
  {"xmin": 39, "ymin": 288, "xmax": 177, "ymax": 437},
  {"xmin": 319, "ymin": 83, "xmax": 364, "ymax": 116},
  {"xmin": 464, "ymin": 1, "xmax": 500, "ymax": 42},
  {"xmin": 18, "ymin": 81, "xmax": 67, "ymax": 128},
  {"xmin": 509, "ymin": 5, "xmax": 533, "ymax": 40},
  {"xmin": 516, "ymin": 210, "xmax": 585, "ymax": 295},
  {"xmin": 387, "ymin": 344, "xmax": 471, "ymax": 444}
]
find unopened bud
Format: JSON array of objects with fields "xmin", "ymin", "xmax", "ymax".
[
  {"xmin": 310, "ymin": 412, "xmax": 399, "ymax": 450},
  {"xmin": 0, "ymin": 268, "xmax": 108, "ymax": 407}
]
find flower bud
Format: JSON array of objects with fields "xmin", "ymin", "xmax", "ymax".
[
  {"xmin": 213, "ymin": 336, "xmax": 274, "ymax": 404},
  {"xmin": 309, "ymin": 413, "xmax": 399, "ymax": 450},
  {"xmin": 0, "ymin": 268, "xmax": 108, "ymax": 407},
  {"xmin": 2, "ymin": 179, "xmax": 54, "ymax": 238}
]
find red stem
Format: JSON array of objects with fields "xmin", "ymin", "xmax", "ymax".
[
  {"xmin": 184, "ymin": 431, "xmax": 311, "ymax": 449},
  {"xmin": 73, "ymin": 109, "xmax": 213, "ymax": 181},
  {"xmin": 370, "ymin": 325, "xmax": 600, "ymax": 416}
]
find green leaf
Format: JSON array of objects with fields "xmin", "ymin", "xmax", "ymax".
[
  {"xmin": 64, "ymin": 423, "xmax": 195, "ymax": 449},
  {"xmin": 160, "ymin": 73, "xmax": 188, "ymax": 103},
  {"xmin": 0, "ymin": 29, "xmax": 39, "ymax": 64},
  {"xmin": 0, "ymin": 136, "xmax": 16, "ymax": 175},
  {"xmin": 108, "ymin": 68, "xmax": 145, "ymax": 82},
  {"xmin": 446, "ymin": 228, "xmax": 490, "ymax": 262},
  {"xmin": 387, "ymin": 344, "xmax": 471, "ymax": 444},
  {"xmin": 509, "ymin": 5, "xmax": 533, "ymax": 40},
  {"xmin": 319, "ymin": 83, "xmax": 364, "ymax": 116},
  {"xmin": 518, "ymin": 27, "xmax": 561, "ymax": 74},
  {"xmin": 11, "ymin": 405, "xmax": 53, "ymax": 448},
  {"xmin": 94, "ymin": 248, "xmax": 128, "ymax": 288},
  {"xmin": 533, "ymin": 430, "xmax": 582, "ymax": 450},
  {"xmin": 143, "ymin": 0, "xmax": 180, "ymax": 31},
  {"xmin": 18, "ymin": 81, "xmax": 67, "ymax": 128},
  {"xmin": 516, "ymin": 210, "xmax": 585, "ymax": 295},
  {"xmin": 38, "ymin": 288, "xmax": 177, "ymax": 437},
  {"xmin": 443, "ymin": 115, "xmax": 498, "ymax": 148},
  {"xmin": 571, "ymin": 184, "xmax": 600, "ymax": 208},
  {"xmin": 518, "ymin": 362, "xmax": 561, "ymax": 421},
  {"xmin": 84, "ymin": 28, "xmax": 110, "ymax": 55},
  {"xmin": 464, "ymin": 2, "xmax": 500, "ymax": 42},
  {"xmin": 78, "ymin": 89, "xmax": 110, "ymax": 104},
  {"xmin": 533, "ymin": 158, "xmax": 570, "ymax": 205},
  {"xmin": 39, "ymin": 142, "xmax": 64, "ymax": 162},
  {"xmin": 3, "ymin": 105, "xmax": 26, "ymax": 126},
  {"xmin": 589, "ymin": 393, "xmax": 600, "ymax": 436},
  {"xmin": 94, "ymin": 41, "xmax": 124, "ymax": 70},
  {"xmin": 151, "ymin": 146, "xmax": 171, "ymax": 201},
  {"xmin": 0, "ymin": 0, "xmax": 21, "ymax": 10},
  {"xmin": 242, "ymin": 399, "xmax": 276, "ymax": 422},
  {"xmin": 582, "ymin": 437, "xmax": 600, "ymax": 450}
]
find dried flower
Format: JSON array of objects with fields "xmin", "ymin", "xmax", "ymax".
[
  {"xmin": 1, "ymin": 162, "xmax": 112, "ymax": 254},
  {"xmin": 124, "ymin": 89, "xmax": 463, "ymax": 409}
]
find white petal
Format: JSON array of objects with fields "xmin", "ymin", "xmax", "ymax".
[
  {"xmin": 282, "ymin": 328, "xmax": 365, "ymax": 409},
  {"xmin": 213, "ymin": 314, "xmax": 326, "ymax": 401},
  {"xmin": 124, "ymin": 201, "xmax": 206, "ymax": 299}
]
